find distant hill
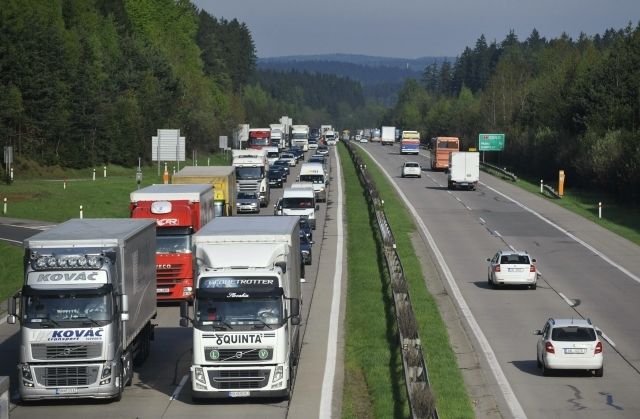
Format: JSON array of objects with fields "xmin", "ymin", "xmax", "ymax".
[{"xmin": 257, "ymin": 54, "xmax": 453, "ymax": 105}]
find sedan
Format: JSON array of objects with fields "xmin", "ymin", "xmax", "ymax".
[
  {"xmin": 487, "ymin": 250, "xmax": 537, "ymax": 289},
  {"xmin": 236, "ymin": 191, "xmax": 260, "ymax": 214},
  {"xmin": 268, "ymin": 169, "xmax": 285, "ymax": 188},
  {"xmin": 316, "ymin": 145, "xmax": 329, "ymax": 156}
]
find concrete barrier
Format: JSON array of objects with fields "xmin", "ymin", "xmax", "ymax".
[{"xmin": 0, "ymin": 376, "xmax": 9, "ymax": 419}]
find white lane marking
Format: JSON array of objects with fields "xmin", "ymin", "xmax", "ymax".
[
  {"xmin": 494, "ymin": 230, "xmax": 502, "ymax": 237},
  {"xmin": 558, "ymin": 292, "xmax": 575, "ymax": 307},
  {"xmin": 0, "ymin": 238, "xmax": 21, "ymax": 244},
  {"xmin": 481, "ymin": 182, "xmax": 640, "ymax": 285},
  {"xmin": 319, "ymin": 145, "xmax": 345, "ymax": 419},
  {"xmin": 0, "ymin": 223, "xmax": 51, "ymax": 230},
  {"xmin": 600, "ymin": 332, "xmax": 616, "ymax": 348},
  {"xmin": 479, "ymin": 217, "xmax": 486, "ymax": 224},
  {"xmin": 455, "ymin": 196, "xmax": 462, "ymax": 202},
  {"xmin": 464, "ymin": 204, "xmax": 472, "ymax": 211},
  {"xmin": 508, "ymin": 244, "xmax": 516, "ymax": 252},
  {"xmin": 357, "ymin": 145, "xmax": 527, "ymax": 419},
  {"xmin": 170, "ymin": 374, "xmax": 188, "ymax": 400}
]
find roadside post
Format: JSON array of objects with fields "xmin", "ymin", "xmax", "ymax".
[
  {"xmin": 79, "ymin": 205, "xmax": 84, "ymax": 219},
  {"xmin": 599, "ymin": 202, "xmax": 602, "ymax": 219},
  {"xmin": 163, "ymin": 163, "xmax": 169, "ymax": 184},
  {"xmin": 540, "ymin": 179, "xmax": 543, "ymax": 194},
  {"xmin": 3, "ymin": 198, "xmax": 6, "ymax": 215},
  {"xmin": 93, "ymin": 168, "xmax": 96, "ymax": 181},
  {"xmin": 558, "ymin": 170, "xmax": 565, "ymax": 197},
  {"xmin": 103, "ymin": 165, "xmax": 107, "ymax": 178}
]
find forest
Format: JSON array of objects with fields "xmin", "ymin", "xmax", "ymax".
[{"xmin": 388, "ymin": 25, "xmax": 640, "ymax": 203}]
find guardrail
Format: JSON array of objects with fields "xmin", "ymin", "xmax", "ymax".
[
  {"xmin": 479, "ymin": 161, "xmax": 517, "ymax": 182},
  {"xmin": 344, "ymin": 140, "xmax": 437, "ymax": 419}
]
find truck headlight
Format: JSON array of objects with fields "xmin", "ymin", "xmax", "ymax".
[
  {"xmin": 21, "ymin": 365, "xmax": 33, "ymax": 381},
  {"xmin": 194, "ymin": 367, "xmax": 206, "ymax": 384},
  {"xmin": 101, "ymin": 364, "xmax": 112, "ymax": 378},
  {"xmin": 273, "ymin": 366, "xmax": 283, "ymax": 383},
  {"xmin": 183, "ymin": 287, "xmax": 193, "ymax": 295}
]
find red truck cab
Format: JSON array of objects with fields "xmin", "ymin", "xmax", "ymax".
[
  {"xmin": 248, "ymin": 128, "xmax": 271, "ymax": 150},
  {"xmin": 130, "ymin": 184, "xmax": 214, "ymax": 301}
]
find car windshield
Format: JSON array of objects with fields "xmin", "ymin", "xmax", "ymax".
[
  {"xmin": 283, "ymin": 197, "xmax": 314, "ymax": 208},
  {"xmin": 275, "ymin": 159, "xmax": 289, "ymax": 165},
  {"xmin": 236, "ymin": 166, "xmax": 264, "ymax": 180},
  {"xmin": 24, "ymin": 292, "xmax": 112, "ymax": 326},
  {"xmin": 195, "ymin": 297, "xmax": 283, "ymax": 329},
  {"xmin": 267, "ymin": 152, "xmax": 279, "ymax": 158},
  {"xmin": 500, "ymin": 255, "xmax": 530, "ymax": 264},
  {"xmin": 552, "ymin": 326, "xmax": 596, "ymax": 342}
]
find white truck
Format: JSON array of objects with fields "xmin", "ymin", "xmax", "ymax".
[
  {"xmin": 180, "ymin": 216, "xmax": 302, "ymax": 399},
  {"xmin": 324, "ymin": 130, "xmax": 337, "ymax": 146},
  {"xmin": 290, "ymin": 124, "xmax": 310, "ymax": 151},
  {"xmin": 7, "ymin": 219, "xmax": 157, "ymax": 401},
  {"xmin": 282, "ymin": 183, "xmax": 318, "ymax": 229},
  {"xmin": 232, "ymin": 149, "xmax": 270, "ymax": 207},
  {"xmin": 298, "ymin": 162, "xmax": 328, "ymax": 202},
  {"xmin": 447, "ymin": 151, "xmax": 480, "ymax": 190},
  {"xmin": 381, "ymin": 126, "xmax": 396, "ymax": 146},
  {"xmin": 264, "ymin": 146, "xmax": 280, "ymax": 166},
  {"xmin": 320, "ymin": 125, "xmax": 332, "ymax": 134},
  {"xmin": 269, "ymin": 124, "xmax": 285, "ymax": 150}
]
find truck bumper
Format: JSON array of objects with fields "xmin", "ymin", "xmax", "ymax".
[
  {"xmin": 191, "ymin": 364, "xmax": 290, "ymax": 399},
  {"xmin": 156, "ymin": 280, "xmax": 194, "ymax": 301}
]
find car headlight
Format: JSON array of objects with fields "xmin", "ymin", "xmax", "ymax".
[{"xmin": 301, "ymin": 250, "xmax": 310, "ymax": 256}]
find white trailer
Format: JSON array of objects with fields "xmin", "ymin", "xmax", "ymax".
[
  {"xmin": 8, "ymin": 219, "xmax": 157, "ymax": 401},
  {"xmin": 381, "ymin": 126, "xmax": 396, "ymax": 146},
  {"xmin": 181, "ymin": 216, "xmax": 302, "ymax": 399},
  {"xmin": 447, "ymin": 151, "xmax": 480, "ymax": 190}
]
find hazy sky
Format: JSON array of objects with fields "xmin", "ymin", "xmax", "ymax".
[{"xmin": 192, "ymin": 0, "xmax": 640, "ymax": 58}]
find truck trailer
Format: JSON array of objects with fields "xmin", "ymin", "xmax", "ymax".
[
  {"xmin": 8, "ymin": 219, "xmax": 157, "ymax": 401},
  {"xmin": 381, "ymin": 126, "xmax": 396, "ymax": 146},
  {"xmin": 172, "ymin": 166, "xmax": 237, "ymax": 217},
  {"xmin": 180, "ymin": 216, "xmax": 302, "ymax": 399},
  {"xmin": 130, "ymin": 184, "xmax": 215, "ymax": 301}
]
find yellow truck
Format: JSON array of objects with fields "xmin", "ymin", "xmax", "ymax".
[{"xmin": 172, "ymin": 166, "xmax": 236, "ymax": 216}]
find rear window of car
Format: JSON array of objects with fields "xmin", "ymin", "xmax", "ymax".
[
  {"xmin": 551, "ymin": 326, "xmax": 596, "ymax": 342},
  {"xmin": 405, "ymin": 163, "xmax": 419, "ymax": 168},
  {"xmin": 500, "ymin": 254, "xmax": 530, "ymax": 264}
]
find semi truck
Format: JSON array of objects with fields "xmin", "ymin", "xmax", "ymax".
[
  {"xmin": 180, "ymin": 216, "xmax": 302, "ymax": 399},
  {"xmin": 291, "ymin": 125, "xmax": 310, "ymax": 151},
  {"xmin": 381, "ymin": 126, "xmax": 396, "ymax": 146},
  {"xmin": 172, "ymin": 166, "xmax": 236, "ymax": 217},
  {"xmin": 130, "ymin": 184, "xmax": 215, "ymax": 301},
  {"xmin": 232, "ymin": 149, "xmax": 270, "ymax": 207},
  {"xmin": 447, "ymin": 151, "xmax": 480, "ymax": 190},
  {"xmin": 269, "ymin": 124, "xmax": 285, "ymax": 150},
  {"xmin": 7, "ymin": 219, "xmax": 157, "ymax": 401},
  {"xmin": 283, "ymin": 183, "xmax": 318, "ymax": 229},
  {"xmin": 248, "ymin": 128, "xmax": 271, "ymax": 150}
]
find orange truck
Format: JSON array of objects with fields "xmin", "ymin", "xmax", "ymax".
[{"xmin": 430, "ymin": 136, "xmax": 460, "ymax": 170}]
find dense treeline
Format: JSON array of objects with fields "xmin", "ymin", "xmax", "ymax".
[
  {"xmin": 389, "ymin": 25, "xmax": 640, "ymax": 203},
  {"xmin": 0, "ymin": 0, "xmax": 254, "ymax": 168}
]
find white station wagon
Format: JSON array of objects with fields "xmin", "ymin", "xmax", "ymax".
[{"xmin": 487, "ymin": 250, "xmax": 537, "ymax": 289}]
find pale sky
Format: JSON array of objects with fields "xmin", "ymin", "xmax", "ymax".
[{"xmin": 192, "ymin": 0, "xmax": 640, "ymax": 58}]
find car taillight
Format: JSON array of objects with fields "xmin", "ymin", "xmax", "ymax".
[
  {"xmin": 530, "ymin": 265, "xmax": 536, "ymax": 272},
  {"xmin": 545, "ymin": 342, "xmax": 555, "ymax": 354},
  {"xmin": 595, "ymin": 341, "xmax": 603, "ymax": 354},
  {"xmin": 494, "ymin": 265, "xmax": 501, "ymax": 272}
]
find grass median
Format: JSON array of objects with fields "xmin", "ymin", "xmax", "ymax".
[{"xmin": 344, "ymin": 143, "xmax": 473, "ymax": 418}]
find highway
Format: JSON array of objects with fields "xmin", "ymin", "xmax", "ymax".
[
  {"xmin": 357, "ymin": 141, "xmax": 640, "ymax": 419},
  {"xmin": 0, "ymin": 146, "xmax": 346, "ymax": 418}
]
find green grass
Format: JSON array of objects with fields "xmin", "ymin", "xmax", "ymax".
[
  {"xmin": 352, "ymin": 145, "xmax": 474, "ymax": 418},
  {"xmin": 0, "ymin": 242, "xmax": 24, "ymax": 301},
  {"xmin": 339, "ymin": 144, "xmax": 409, "ymax": 419}
]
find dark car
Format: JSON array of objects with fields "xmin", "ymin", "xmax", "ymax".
[
  {"xmin": 268, "ymin": 169, "xmax": 285, "ymax": 188},
  {"xmin": 289, "ymin": 147, "xmax": 304, "ymax": 162},
  {"xmin": 272, "ymin": 159, "xmax": 291, "ymax": 174},
  {"xmin": 300, "ymin": 230, "xmax": 314, "ymax": 265},
  {"xmin": 299, "ymin": 217, "xmax": 313, "ymax": 241}
]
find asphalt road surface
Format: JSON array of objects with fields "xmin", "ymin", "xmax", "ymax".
[
  {"xmin": 357, "ymin": 140, "xmax": 640, "ymax": 419},
  {"xmin": 0, "ymin": 145, "xmax": 347, "ymax": 419}
]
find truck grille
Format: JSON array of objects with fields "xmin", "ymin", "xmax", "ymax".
[
  {"xmin": 204, "ymin": 348, "xmax": 273, "ymax": 362},
  {"xmin": 207, "ymin": 369, "xmax": 270, "ymax": 390},
  {"xmin": 238, "ymin": 183, "xmax": 259, "ymax": 193},
  {"xmin": 157, "ymin": 265, "xmax": 184, "ymax": 282},
  {"xmin": 34, "ymin": 365, "xmax": 99, "ymax": 387},
  {"xmin": 31, "ymin": 343, "xmax": 102, "ymax": 360}
]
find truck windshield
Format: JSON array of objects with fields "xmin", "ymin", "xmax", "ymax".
[
  {"xmin": 249, "ymin": 137, "xmax": 270, "ymax": 147},
  {"xmin": 299, "ymin": 174, "xmax": 324, "ymax": 184},
  {"xmin": 282, "ymin": 197, "xmax": 314, "ymax": 209},
  {"xmin": 195, "ymin": 297, "xmax": 283, "ymax": 330},
  {"xmin": 236, "ymin": 166, "xmax": 264, "ymax": 180},
  {"xmin": 292, "ymin": 133, "xmax": 307, "ymax": 140},
  {"xmin": 23, "ymin": 292, "xmax": 112, "ymax": 327},
  {"xmin": 157, "ymin": 229, "xmax": 191, "ymax": 254}
]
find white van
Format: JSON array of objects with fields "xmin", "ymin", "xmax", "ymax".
[
  {"xmin": 298, "ymin": 162, "xmax": 328, "ymax": 202},
  {"xmin": 282, "ymin": 183, "xmax": 318, "ymax": 229}
]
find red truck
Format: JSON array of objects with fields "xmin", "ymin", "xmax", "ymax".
[
  {"xmin": 130, "ymin": 184, "xmax": 215, "ymax": 301},
  {"xmin": 248, "ymin": 128, "xmax": 271, "ymax": 150}
]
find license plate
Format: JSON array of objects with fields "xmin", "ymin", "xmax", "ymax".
[
  {"xmin": 564, "ymin": 348, "xmax": 586, "ymax": 354},
  {"xmin": 229, "ymin": 391, "xmax": 250, "ymax": 398},
  {"xmin": 460, "ymin": 182, "xmax": 468, "ymax": 186},
  {"xmin": 56, "ymin": 387, "xmax": 78, "ymax": 394},
  {"xmin": 156, "ymin": 288, "xmax": 170, "ymax": 293},
  {"xmin": 507, "ymin": 268, "xmax": 524, "ymax": 272}
]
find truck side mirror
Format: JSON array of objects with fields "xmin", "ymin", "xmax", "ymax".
[
  {"xmin": 120, "ymin": 294, "xmax": 129, "ymax": 321},
  {"xmin": 179, "ymin": 318, "xmax": 189, "ymax": 328},
  {"xmin": 315, "ymin": 204, "xmax": 320, "ymax": 210},
  {"xmin": 290, "ymin": 298, "xmax": 300, "ymax": 318},
  {"xmin": 180, "ymin": 300, "xmax": 190, "ymax": 319},
  {"xmin": 534, "ymin": 329, "xmax": 542, "ymax": 335}
]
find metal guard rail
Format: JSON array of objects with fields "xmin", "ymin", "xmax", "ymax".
[
  {"xmin": 344, "ymin": 140, "xmax": 438, "ymax": 419},
  {"xmin": 480, "ymin": 161, "xmax": 517, "ymax": 182}
]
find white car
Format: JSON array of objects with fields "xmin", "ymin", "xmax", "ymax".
[
  {"xmin": 401, "ymin": 162, "xmax": 421, "ymax": 178},
  {"xmin": 359, "ymin": 137, "xmax": 368, "ymax": 143},
  {"xmin": 487, "ymin": 250, "xmax": 537, "ymax": 289},
  {"xmin": 535, "ymin": 318, "xmax": 604, "ymax": 376}
]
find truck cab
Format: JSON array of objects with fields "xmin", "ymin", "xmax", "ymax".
[
  {"xmin": 233, "ymin": 149, "xmax": 270, "ymax": 207},
  {"xmin": 298, "ymin": 163, "xmax": 328, "ymax": 202},
  {"xmin": 282, "ymin": 183, "xmax": 318, "ymax": 229}
]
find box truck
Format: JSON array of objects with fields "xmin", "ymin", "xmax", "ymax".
[
  {"xmin": 447, "ymin": 151, "xmax": 480, "ymax": 190},
  {"xmin": 381, "ymin": 126, "xmax": 396, "ymax": 146},
  {"xmin": 130, "ymin": 184, "xmax": 215, "ymax": 301},
  {"xmin": 180, "ymin": 216, "xmax": 302, "ymax": 399},
  {"xmin": 172, "ymin": 166, "xmax": 236, "ymax": 217},
  {"xmin": 291, "ymin": 125, "xmax": 310, "ymax": 151},
  {"xmin": 232, "ymin": 149, "xmax": 270, "ymax": 207},
  {"xmin": 7, "ymin": 219, "xmax": 157, "ymax": 401}
]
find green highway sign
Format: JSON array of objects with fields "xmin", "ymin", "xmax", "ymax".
[{"xmin": 478, "ymin": 133, "xmax": 505, "ymax": 151}]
